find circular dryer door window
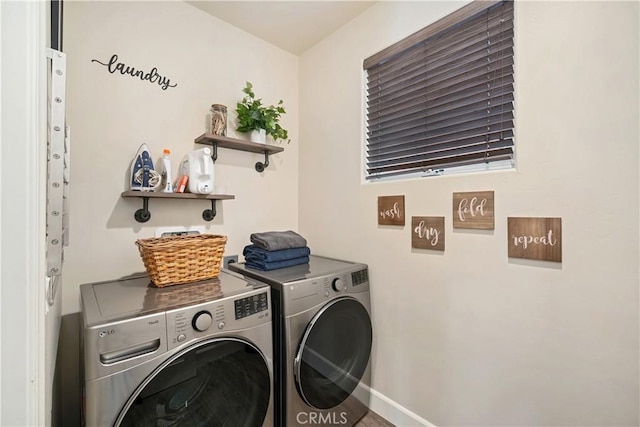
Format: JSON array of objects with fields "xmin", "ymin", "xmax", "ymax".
[
  {"xmin": 294, "ymin": 297, "xmax": 373, "ymax": 410},
  {"xmin": 116, "ymin": 338, "xmax": 270, "ymax": 427}
]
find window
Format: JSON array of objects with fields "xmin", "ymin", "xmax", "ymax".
[{"xmin": 364, "ymin": 0, "xmax": 514, "ymax": 180}]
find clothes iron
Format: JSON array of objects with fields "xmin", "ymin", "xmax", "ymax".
[{"xmin": 130, "ymin": 143, "xmax": 161, "ymax": 191}]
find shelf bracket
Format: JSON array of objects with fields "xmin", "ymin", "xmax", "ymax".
[
  {"xmin": 202, "ymin": 200, "xmax": 217, "ymax": 221},
  {"xmin": 211, "ymin": 142, "xmax": 218, "ymax": 162},
  {"xmin": 134, "ymin": 196, "xmax": 151, "ymax": 223},
  {"xmin": 255, "ymin": 151, "xmax": 271, "ymax": 173},
  {"xmin": 132, "ymin": 197, "xmax": 217, "ymax": 222},
  {"xmin": 122, "ymin": 191, "xmax": 233, "ymax": 224}
]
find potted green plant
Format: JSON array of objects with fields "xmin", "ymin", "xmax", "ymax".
[{"xmin": 235, "ymin": 81, "xmax": 290, "ymax": 144}]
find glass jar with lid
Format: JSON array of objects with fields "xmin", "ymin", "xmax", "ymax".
[{"xmin": 209, "ymin": 104, "xmax": 227, "ymax": 136}]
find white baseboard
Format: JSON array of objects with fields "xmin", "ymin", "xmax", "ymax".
[{"xmin": 368, "ymin": 386, "xmax": 436, "ymax": 427}]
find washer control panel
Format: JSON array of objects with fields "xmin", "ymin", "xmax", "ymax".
[
  {"xmin": 234, "ymin": 292, "xmax": 269, "ymax": 320},
  {"xmin": 165, "ymin": 290, "xmax": 270, "ymax": 350},
  {"xmin": 192, "ymin": 311, "xmax": 213, "ymax": 332}
]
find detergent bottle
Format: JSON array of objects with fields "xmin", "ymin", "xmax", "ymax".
[{"xmin": 187, "ymin": 147, "xmax": 214, "ymax": 194}]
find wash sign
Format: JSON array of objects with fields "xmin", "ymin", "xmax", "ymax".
[
  {"xmin": 378, "ymin": 195, "xmax": 405, "ymax": 226},
  {"xmin": 508, "ymin": 217, "xmax": 562, "ymax": 262}
]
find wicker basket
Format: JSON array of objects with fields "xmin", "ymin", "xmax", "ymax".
[{"xmin": 136, "ymin": 234, "xmax": 227, "ymax": 287}]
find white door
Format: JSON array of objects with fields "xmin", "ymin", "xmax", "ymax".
[{"xmin": 0, "ymin": 1, "xmax": 50, "ymax": 425}]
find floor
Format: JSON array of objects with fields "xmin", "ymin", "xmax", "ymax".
[{"xmin": 356, "ymin": 410, "xmax": 396, "ymax": 427}]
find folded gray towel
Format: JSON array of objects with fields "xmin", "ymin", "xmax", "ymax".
[{"xmin": 250, "ymin": 230, "xmax": 307, "ymax": 251}]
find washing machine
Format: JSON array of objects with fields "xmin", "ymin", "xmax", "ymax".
[
  {"xmin": 230, "ymin": 255, "xmax": 372, "ymax": 427},
  {"xmin": 80, "ymin": 269, "xmax": 273, "ymax": 427}
]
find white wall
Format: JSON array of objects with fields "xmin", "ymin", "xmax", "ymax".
[
  {"xmin": 62, "ymin": 1, "xmax": 299, "ymax": 315},
  {"xmin": 299, "ymin": 1, "xmax": 639, "ymax": 426}
]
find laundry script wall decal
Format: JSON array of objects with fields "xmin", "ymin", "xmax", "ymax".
[{"xmin": 91, "ymin": 54, "xmax": 177, "ymax": 91}]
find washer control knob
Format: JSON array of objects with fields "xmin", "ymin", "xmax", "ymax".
[
  {"xmin": 192, "ymin": 311, "xmax": 213, "ymax": 332},
  {"xmin": 331, "ymin": 278, "xmax": 344, "ymax": 292},
  {"xmin": 177, "ymin": 334, "xmax": 186, "ymax": 342},
  {"xmin": 218, "ymin": 322, "xmax": 226, "ymax": 330}
]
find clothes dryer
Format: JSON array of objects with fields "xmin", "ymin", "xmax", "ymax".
[
  {"xmin": 230, "ymin": 255, "xmax": 372, "ymax": 427},
  {"xmin": 81, "ymin": 270, "xmax": 273, "ymax": 427}
]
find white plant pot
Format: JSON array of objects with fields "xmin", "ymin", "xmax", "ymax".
[{"xmin": 250, "ymin": 129, "xmax": 267, "ymax": 144}]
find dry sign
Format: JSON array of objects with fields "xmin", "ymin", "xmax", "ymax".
[
  {"xmin": 453, "ymin": 191, "xmax": 494, "ymax": 230},
  {"xmin": 412, "ymin": 216, "xmax": 445, "ymax": 251},
  {"xmin": 378, "ymin": 195, "xmax": 405, "ymax": 226},
  {"xmin": 508, "ymin": 217, "xmax": 562, "ymax": 262}
]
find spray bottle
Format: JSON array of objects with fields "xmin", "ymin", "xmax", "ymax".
[{"xmin": 159, "ymin": 148, "xmax": 173, "ymax": 193}]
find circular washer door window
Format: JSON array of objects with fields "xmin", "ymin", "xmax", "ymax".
[
  {"xmin": 117, "ymin": 338, "xmax": 270, "ymax": 427},
  {"xmin": 294, "ymin": 297, "xmax": 372, "ymax": 409}
]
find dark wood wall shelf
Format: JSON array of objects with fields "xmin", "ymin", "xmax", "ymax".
[
  {"xmin": 195, "ymin": 133, "xmax": 284, "ymax": 172},
  {"xmin": 121, "ymin": 191, "xmax": 235, "ymax": 223}
]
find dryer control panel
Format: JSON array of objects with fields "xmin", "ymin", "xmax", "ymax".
[
  {"xmin": 351, "ymin": 269, "xmax": 369, "ymax": 286},
  {"xmin": 284, "ymin": 267, "xmax": 370, "ymax": 315},
  {"xmin": 324, "ymin": 268, "xmax": 369, "ymax": 296}
]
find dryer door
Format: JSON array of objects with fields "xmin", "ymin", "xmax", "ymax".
[
  {"xmin": 294, "ymin": 297, "xmax": 372, "ymax": 410},
  {"xmin": 116, "ymin": 337, "xmax": 270, "ymax": 427}
]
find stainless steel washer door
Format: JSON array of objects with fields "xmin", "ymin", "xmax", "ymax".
[
  {"xmin": 116, "ymin": 337, "xmax": 270, "ymax": 427},
  {"xmin": 294, "ymin": 297, "xmax": 373, "ymax": 410}
]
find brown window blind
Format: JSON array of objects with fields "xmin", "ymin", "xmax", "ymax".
[{"xmin": 364, "ymin": 0, "xmax": 514, "ymax": 180}]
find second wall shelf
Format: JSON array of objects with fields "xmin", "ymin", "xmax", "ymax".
[{"xmin": 195, "ymin": 133, "xmax": 284, "ymax": 172}]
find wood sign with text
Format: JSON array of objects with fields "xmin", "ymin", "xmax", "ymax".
[
  {"xmin": 378, "ymin": 195, "xmax": 405, "ymax": 226},
  {"xmin": 412, "ymin": 216, "xmax": 445, "ymax": 251},
  {"xmin": 508, "ymin": 217, "xmax": 562, "ymax": 262},
  {"xmin": 453, "ymin": 191, "xmax": 494, "ymax": 230}
]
